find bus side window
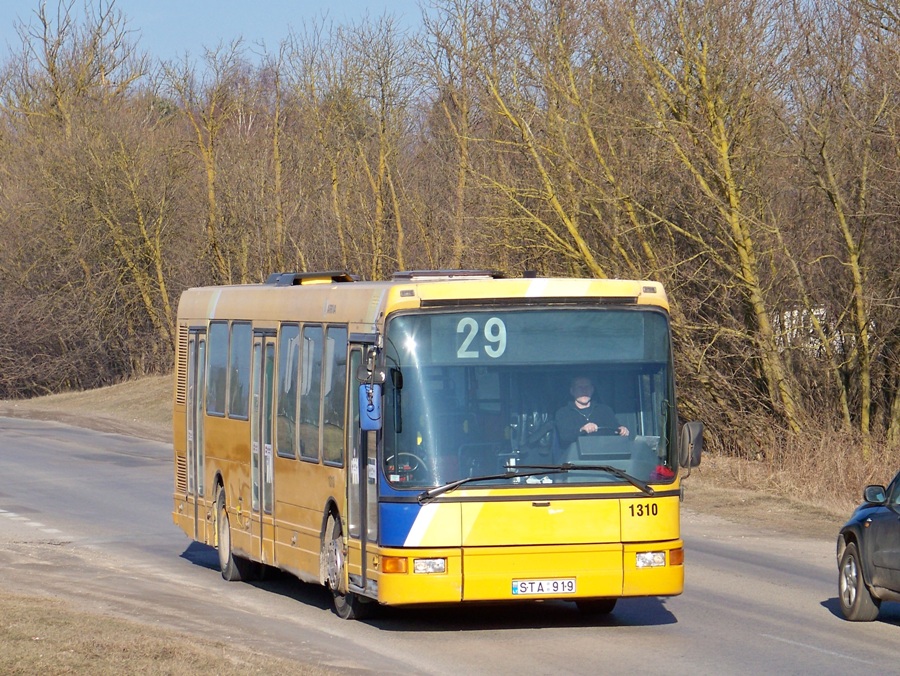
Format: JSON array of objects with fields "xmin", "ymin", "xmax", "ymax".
[
  {"xmin": 228, "ymin": 322, "xmax": 251, "ymax": 419},
  {"xmin": 299, "ymin": 325, "xmax": 323, "ymax": 461},
  {"xmin": 206, "ymin": 321, "xmax": 228, "ymax": 416},
  {"xmin": 276, "ymin": 324, "xmax": 300, "ymax": 458},
  {"xmin": 322, "ymin": 326, "xmax": 347, "ymax": 465}
]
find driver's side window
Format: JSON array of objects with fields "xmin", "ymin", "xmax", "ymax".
[{"xmin": 889, "ymin": 476, "xmax": 900, "ymax": 508}]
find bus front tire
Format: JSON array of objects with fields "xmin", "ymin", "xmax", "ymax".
[
  {"xmin": 215, "ymin": 488, "xmax": 257, "ymax": 582},
  {"xmin": 324, "ymin": 514, "xmax": 372, "ymax": 620}
]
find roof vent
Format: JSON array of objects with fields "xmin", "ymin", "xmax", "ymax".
[
  {"xmin": 392, "ymin": 269, "xmax": 505, "ymax": 281},
  {"xmin": 266, "ymin": 271, "xmax": 360, "ymax": 286}
]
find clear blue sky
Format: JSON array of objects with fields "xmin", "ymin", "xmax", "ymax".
[{"xmin": 0, "ymin": 0, "xmax": 424, "ymax": 62}]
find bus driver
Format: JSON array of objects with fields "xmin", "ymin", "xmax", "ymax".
[{"xmin": 555, "ymin": 376, "xmax": 629, "ymax": 449}]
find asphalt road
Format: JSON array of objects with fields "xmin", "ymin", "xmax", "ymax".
[{"xmin": 0, "ymin": 416, "xmax": 897, "ymax": 675}]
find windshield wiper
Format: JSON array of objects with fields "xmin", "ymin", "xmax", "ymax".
[
  {"xmin": 517, "ymin": 463, "xmax": 655, "ymax": 496},
  {"xmin": 418, "ymin": 468, "xmax": 568, "ymax": 504},
  {"xmin": 418, "ymin": 463, "xmax": 655, "ymax": 503}
]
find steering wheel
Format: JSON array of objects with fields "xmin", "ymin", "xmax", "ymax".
[
  {"xmin": 526, "ymin": 420, "xmax": 555, "ymax": 447},
  {"xmin": 385, "ymin": 451, "xmax": 427, "ymax": 483}
]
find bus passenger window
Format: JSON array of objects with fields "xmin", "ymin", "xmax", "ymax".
[
  {"xmin": 322, "ymin": 326, "xmax": 347, "ymax": 465},
  {"xmin": 228, "ymin": 322, "xmax": 251, "ymax": 419},
  {"xmin": 276, "ymin": 324, "xmax": 300, "ymax": 458},
  {"xmin": 206, "ymin": 321, "xmax": 228, "ymax": 416},
  {"xmin": 299, "ymin": 325, "xmax": 323, "ymax": 461}
]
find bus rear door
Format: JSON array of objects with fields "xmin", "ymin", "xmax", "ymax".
[
  {"xmin": 185, "ymin": 328, "xmax": 206, "ymax": 540},
  {"xmin": 251, "ymin": 332, "xmax": 276, "ymax": 565}
]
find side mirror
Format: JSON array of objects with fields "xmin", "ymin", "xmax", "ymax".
[
  {"xmin": 679, "ymin": 421, "xmax": 703, "ymax": 472},
  {"xmin": 359, "ymin": 383, "xmax": 382, "ymax": 431},
  {"xmin": 863, "ymin": 485, "xmax": 886, "ymax": 505}
]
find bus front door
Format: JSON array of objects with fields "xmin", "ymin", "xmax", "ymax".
[
  {"xmin": 186, "ymin": 329, "xmax": 206, "ymax": 540},
  {"xmin": 346, "ymin": 346, "xmax": 367, "ymax": 594},
  {"xmin": 251, "ymin": 333, "xmax": 276, "ymax": 565}
]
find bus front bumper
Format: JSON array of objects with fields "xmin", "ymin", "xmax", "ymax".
[{"xmin": 373, "ymin": 540, "xmax": 685, "ymax": 606}]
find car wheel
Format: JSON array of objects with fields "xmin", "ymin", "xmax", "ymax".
[{"xmin": 838, "ymin": 542, "xmax": 880, "ymax": 621}]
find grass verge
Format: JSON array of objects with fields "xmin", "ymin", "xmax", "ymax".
[{"xmin": 0, "ymin": 590, "xmax": 326, "ymax": 675}]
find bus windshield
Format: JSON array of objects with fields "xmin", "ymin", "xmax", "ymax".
[{"xmin": 382, "ymin": 307, "xmax": 676, "ymax": 489}]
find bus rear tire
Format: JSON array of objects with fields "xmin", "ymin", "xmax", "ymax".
[
  {"xmin": 216, "ymin": 488, "xmax": 257, "ymax": 582},
  {"xmin": 576, "ymin": 598, "xmax": 617, "ymax": 616},
  {"xmin": 324, "ymin": 514, "xmax": 372, "ymax": 620}
]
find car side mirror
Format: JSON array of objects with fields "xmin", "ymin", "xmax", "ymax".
[{"xmin": 863, "ymin": 485, "xmax": 886, "ymax": 505}]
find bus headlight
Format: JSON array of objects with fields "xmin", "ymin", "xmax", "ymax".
[
  {"xmin": 413, "ymin": 558, "xmax": 446, "ymax": 574},
  {"xmin": 635, "ymin": 551, "xmax": 666, "ymax": 568}
]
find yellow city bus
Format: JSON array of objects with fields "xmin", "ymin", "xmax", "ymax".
[{"xmin": 172, "ymin": 270, "xmax": 702, "ymax": 619}]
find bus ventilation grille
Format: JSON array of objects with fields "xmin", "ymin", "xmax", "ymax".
[
  {"xmin": 175, "ymin": 326, "xmax": 189, "ymax": 406},
  {"xmin": 175, "ymin": 455, "xmax": 188, "ymax": 494}
]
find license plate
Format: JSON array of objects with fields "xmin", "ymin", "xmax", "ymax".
[{"xmin": 512, "ymin": 578, "xmax": 576, "ymax": 595}]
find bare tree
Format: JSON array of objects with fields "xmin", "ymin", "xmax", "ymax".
[{"xmin": 164, "ymin": 41, "xmax": 247, "ymax": 283}]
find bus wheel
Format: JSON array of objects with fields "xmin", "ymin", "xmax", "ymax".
[
  {"xmin": 215, "ymin": 488, "xmax": 257, "ymax": 582},
  {"xmin": 576, "ymin": 598, "xmax": 617, "ymax": 616},
  {"xmin": 324, "ymin": 515, "xmax": 372, "ymax": 620}
]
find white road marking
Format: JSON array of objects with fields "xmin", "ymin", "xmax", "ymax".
[
  {"xmin": 761, "ymin": 634, "xmax": 879, "ymax": 665},
  {"xmin": 0, "ymin": 510, "xmax": 66, "ymax": 537}
]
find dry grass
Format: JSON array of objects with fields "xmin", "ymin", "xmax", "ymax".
[
  {"xmin": 694, "ymin": 429, "xmax": 900, "ymax": 514},
  {"xmin": 0, "ymin": 590, "xmax": 326, "ymax": 675}
]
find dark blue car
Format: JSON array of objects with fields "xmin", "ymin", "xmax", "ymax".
[{"xmin": 836, "ymin": 470, "xmax": 900, "ymax": 621}]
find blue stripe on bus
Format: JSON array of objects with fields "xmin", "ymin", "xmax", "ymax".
[{"xmin": 379, "ymin": 501, "xmax": 420, "ymax": 547}]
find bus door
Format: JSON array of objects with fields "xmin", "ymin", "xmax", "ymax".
[
  {"xmin": 185, "ymin": 329, "xmax": 206, "ymax": 540},
  {"xmin": 345, "ymin": 345, "xmax": 374, "ymax": 594},
  {"xmin": 251, "ymin": 332, "xmax": 276, "ymax": 565}
]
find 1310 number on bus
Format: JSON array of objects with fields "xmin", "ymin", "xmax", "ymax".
[{"xmin": 628, "ymin": 503, "xmax": 659, "ymax": 517}]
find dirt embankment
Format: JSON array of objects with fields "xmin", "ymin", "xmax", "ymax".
[{"xmin": 0, "ymin": 375, "xmax": 172, "ymax": 443}]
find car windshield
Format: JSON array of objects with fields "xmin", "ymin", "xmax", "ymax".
[{"xmin": 381, "ymin": 307, "xmax": 677, "ymax": 489}]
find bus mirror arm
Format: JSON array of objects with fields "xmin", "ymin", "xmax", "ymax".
[
  {"xmin": 356, "ymin": 345, "xmax": 386, "ymax": 384},
  {"xmin": 356, "ymin": 364, "xmax": 385, "ymax": 384},
  {"xmin": 678, "ymin": 421, "xmax": 703, "ymax": 474}
]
